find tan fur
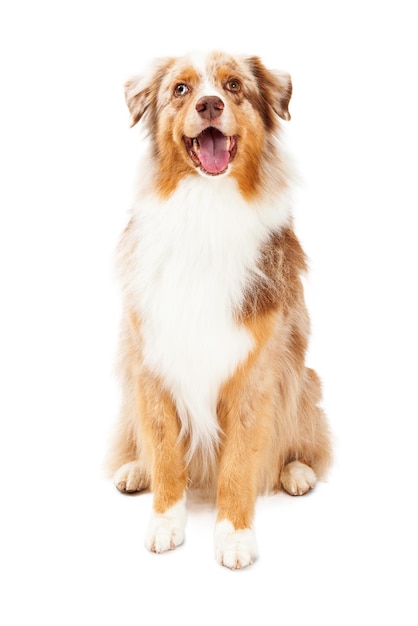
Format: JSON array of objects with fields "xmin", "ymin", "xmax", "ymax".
[{"xmin": 107, "ymin": 51, "xmax": 332, "ymax": 560}]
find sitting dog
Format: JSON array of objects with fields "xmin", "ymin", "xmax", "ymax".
[{"xmin": 108, "ymin": 50, "xmax": 332, "ymax": 569}]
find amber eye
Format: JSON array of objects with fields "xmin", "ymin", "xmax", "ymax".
[
  {"xmin": 174, "ymin": 83, "xmax": 189, "ymax": 97},
  {"xmin": 226, "ymin": 79, "xmax": 241, "ymax": 92}
]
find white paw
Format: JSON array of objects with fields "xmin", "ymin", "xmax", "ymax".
[
  {"xmin": 113, "ymin": 461, "xmax": 149, "ymax": 493},
  {"xmin": 281, "ymin": 460, "xmax": 317, "ymax": 496},
  {"xmin": 214, "ymin": 520, "xmax": 258, "ymax": 570},
  {"xmin": 145, "ymin": 496, "xmax": 187, "ymax": 554}
]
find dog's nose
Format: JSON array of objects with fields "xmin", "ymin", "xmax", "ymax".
[{"xmin": 195, "ymin": 96, "xmax": 224, "ymax": 121}]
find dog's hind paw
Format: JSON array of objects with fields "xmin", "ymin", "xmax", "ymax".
[
  {"xmin": 214, "ymin": 520, "xmax": 258, "ymax": 570},
  {"xmin": 280, "ymin": 460, "xmax": 317, "ymax": 496},
  {"xmin": 113, "ymin": 461, "xmax": 150, "ymax": 493}
]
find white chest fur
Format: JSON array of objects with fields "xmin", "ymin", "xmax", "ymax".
[{"xmin": 125, "ymin": 175, "xmax": 291, "ymax": 461}]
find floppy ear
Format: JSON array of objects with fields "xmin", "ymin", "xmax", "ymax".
[
  {"xmin": 248, "ymin": 56, "xmax": 292, "ymax": 122},
  {"xmin": 269, "ymin": 70, "xmax": 292, "ymax": 121},
  {"xmin": 124, "ymin": 75, "xmax": 153, "ymax": 128},
  {"xmin": 124, "ymin": 57, "xmax": 173, "ymax": 128}
]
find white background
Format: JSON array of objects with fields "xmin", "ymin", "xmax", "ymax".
[{"xmin": 1, "ymin": 1, "xmax": 417, "ymax": 624}]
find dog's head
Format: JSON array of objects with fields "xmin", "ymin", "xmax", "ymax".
[{"xmin": 125, "ymin": 51, "xmax": 292, "ymax": 197}]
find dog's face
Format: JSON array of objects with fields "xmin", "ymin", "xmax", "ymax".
[{"xmin": 125, "ymin": 51, "xmax": 292, "ymax": 197}]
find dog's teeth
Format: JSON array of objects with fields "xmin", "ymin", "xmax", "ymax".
[
  {"xmin": 226, "ymin": 137, "xmax": 231, "ymax": 151},
  {"xmin": 193, "ymin": 138, "xmax": 200, "ymax": 152}
]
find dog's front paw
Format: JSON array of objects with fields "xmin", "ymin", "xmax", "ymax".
[
  {"xmin": 214, "ymin": 520, "xmax": 258, "ymax": 570},
  {"xmin": 145, "ymin": 497, "xmax": 187, "ymax": 554}
]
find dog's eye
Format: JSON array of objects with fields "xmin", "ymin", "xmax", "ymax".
[
  {"xmin": 174, "ymin": 83, "xmax": 189, "ymax": 97},
  {"xmin": 226, "ymin": 79, "xmax": 241, "ymax": 93}
]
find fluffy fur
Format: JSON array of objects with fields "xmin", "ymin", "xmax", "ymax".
[{"xmin": 107, "ymin": 50, "xmax": 332, "ymax": 569}]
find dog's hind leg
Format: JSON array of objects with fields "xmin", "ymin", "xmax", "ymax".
[
  {"xmin": 107, "ymin": 399, "xmax": 151, "ymax": 494},
  {"xmin": 280, "ymin": 367, "xmax": 332, "ymax": 495},
  {"xmin": 106, "ymin": 313, "xmax": 151, "ymax": 493}
]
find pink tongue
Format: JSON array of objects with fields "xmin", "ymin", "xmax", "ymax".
[{"xmin": 198, "ymin": 128, "xmax": 230, "ymax": 173}]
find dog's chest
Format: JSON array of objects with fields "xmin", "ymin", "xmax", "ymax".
[
  {"xmin": 132, "ymin": 183, "xmax": 260, "ymax": 383},
  {"xmin": 126, "ymin": 178, "xmax": 288, "ymax": 449}
]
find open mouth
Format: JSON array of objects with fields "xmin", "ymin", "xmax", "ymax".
[{"xmin": 183, "ymin": 127, "xmax": 237, "ymax": 175}]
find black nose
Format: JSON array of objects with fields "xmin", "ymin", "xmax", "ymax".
[{"xmin": 195, "ymin": 96, "xmax": 224, "ymax": 121}]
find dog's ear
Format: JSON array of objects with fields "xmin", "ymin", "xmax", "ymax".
[
  {"xmin": 124, "ymin": 58, "xmax": 173, "ymax": 128},
  {"xmin": 248, "ymin": 56, "xmax": 292, "ymax": 122},
  {"xmin": 124, "ymin": 75, "xmax": 153, "ymax": 128},
  {"xmin": 269, "ymin": 70, "xmax": 292, "ymax": 121}
]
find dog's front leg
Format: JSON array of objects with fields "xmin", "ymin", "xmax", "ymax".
[
  {"xmin": 139, "ymin": 380, "xmax": 187, "ymax": 554},
  {"xmin": 215, "ymin": 364, "xmax": 272, "ymax": 569}
]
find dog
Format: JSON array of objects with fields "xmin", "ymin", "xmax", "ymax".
[{"xmin": 107, "ymin": 50, "xmax": 332, "ymax": 569}]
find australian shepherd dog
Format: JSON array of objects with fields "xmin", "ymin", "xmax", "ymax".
[{"xmin": 107, "ymin": 51, "xmax": 332, "ymax": 569}]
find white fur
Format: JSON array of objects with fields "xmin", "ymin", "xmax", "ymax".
[
  {"xmin": 145, "ymin": 495, "xmax": 187, "ymax": 553},
  {"xmin": 182, "ymin": 49, "xmax": 207, "ymax": 74},
  {"xmin": 124, "ymin": 173, "xmax": 291, "ymax": 463},
  {"xmin": 185, "ymin": 50, "xmax": 222, "ymax": 97},
  {"xmin": 214, "ymin": 520, "xmax": 258, "ymax": 569}
]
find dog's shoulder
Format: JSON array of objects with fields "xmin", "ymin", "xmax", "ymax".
[{"xmin": 240, "ymin": 226, "xmax": 307, "ymax": 318}]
